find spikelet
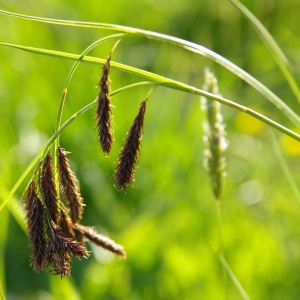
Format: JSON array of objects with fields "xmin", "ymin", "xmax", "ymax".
[
  {"xmin": 74, "ymin": 224, "xmax": 126, "ymax": 258},
  {"xmin": 24, "ymin": 181, "xmax": 46, "ymax": 272},
  {"xmin": 58, "ymin": 147, "xmax": 84, "ymax": 223},
  {"xmin": 96, "ymin": 53, "xmax": 114, "ymax": 155},
  {"xmin": 201, "ymin": 68, "xmax": 228, "ymax": 200},
  {"xmin": 60, "ymin": 209, "xmax": 75, "ymax": 238},
  {"xmin": 43, "ymin": 221, "xmax": 89, "ymax": 277},
  {"xmin": 40, "ymin": 152, "xmax": 61, "ymax": 224},
  {"xmin": 113, "ymin": 100, "xmax": 147, "ymax": 190}
]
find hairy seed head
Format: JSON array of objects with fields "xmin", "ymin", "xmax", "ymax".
[
  {"xmin": 75, "ymin": 224, "xmax": 126, "ymax": 258},
  {"xmin": 24, "ymin": 181, "xmax": 46, "ymax": 272},
  {"xmin": 58, "ymin": 147, "xmax": 85, "ymax": 223},
  {"xmin": 43, "ymin": 221, "xmax": 89, "ymax": 277},
  {"xmin": 201, "ymin": 68, "xmax": 228, "ymax": 200},
  {"xmin": 113, "ymin": 100, "xmax": 147, "ymax": 190},
  {"xmin": 40, "ymin": 152, "xmax": 61, "ymax": 224},
  {"xmin": 96, "ymin": 54, "xmax": 114, "ymax": 155}
]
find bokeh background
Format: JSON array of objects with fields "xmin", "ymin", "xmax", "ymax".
[{"xmin": 1, "ymin": 0, "xmax": 300, "ymax": 299}]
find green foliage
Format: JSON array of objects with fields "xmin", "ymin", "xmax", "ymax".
[{"xmin": 1, "ymin": 0, "xmax": 300, "ymax": 299}]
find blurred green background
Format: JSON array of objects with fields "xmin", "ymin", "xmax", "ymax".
[{"xmin": 1, "ymin": 0, "xmax": 300, "ymax": 299}]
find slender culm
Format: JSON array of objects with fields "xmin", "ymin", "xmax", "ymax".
[
  {"xmin": 58, "ymin": 147, "xmax": 84, "ymax": 223},
  {"xmin": 40, "ymin": 152, "xmax": 61, "ymax": 224},
  {"xmin": 24, "ymin": 181, "xmax": 46, "ymax": 272},
  {"xmin": 201, "ymin": 68, "xmax": 228, "ymax": 200},
  {"xmin": 96, "ymin": 53, "xmax": 114, "ymax": 155},
  {"xmin": 75, "ymin": 224, "xmax": 126, "ymax": 258},
  {"xmin": 113, "ymin": 100, "xmax": 147, "ymax": 190}
]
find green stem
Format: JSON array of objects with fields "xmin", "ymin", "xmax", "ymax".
[
  {"xmin": 215, "ymin": 200, "xmax": 228, "ymax": 299},
  {"xmin": 228, "ymin": 0, "xmax": 300, "ymax": 105},
  {"xmin": 0, "ymin": 81, "xmax": 155, "ymax": 212},
  {"xmin": 0, "ymin": 42, "xmax": 300, "ymax": 143},
  {"xmin": 53, "ymin": 33, "xmax": 126, "ymax": 193},
  {"xmin": 216, "ymin": 250, "xmax": 251, "ymax": 300},
  {"xmin": 1, "ymin": 9, "xmax": 299, "ymax": 127},
  {"xmin": 269, "ymin": 130, "xmax": 300, "ymax": 205}
]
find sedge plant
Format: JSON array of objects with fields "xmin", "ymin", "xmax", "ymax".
[{"xmin": 0, "ymin": 1, "xmax": 300, "ymax": 299}]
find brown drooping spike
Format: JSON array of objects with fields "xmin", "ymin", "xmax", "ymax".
[
  {"xmin": 58, "ymin": 147, "xmax": 84, "ymax": 223},
  {"xmin": 40, "ymin": 152, "xmax": 60, "ymax": 224},
  {"xmin": 75, "ymin": 224, "xmax": 126, "ymax": 258},
  {"xmin": 24, "ymin": 181, "xmax": 46, "ymax": 272},
  {"xmin": 95, "ymin": 53, "xmax": 114, "ymax": 155},
  {"xmin": 113, "ymin": 100, "xmax": 147, "ymax": 190},
  {"xmin": 43, "ymin": 221, "xmax": 89, "ymax": 277}
]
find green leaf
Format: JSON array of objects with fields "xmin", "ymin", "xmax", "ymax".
[
  {"xmin": 1, "ymin": 9, "xmax": 300, "ymax": 127},
  {"xmin": 269, "ymin": 130, "xmax": 300, "ymax": 205},
  {"xmin": 229, "ymin": 0, "xmax": 300, "ymax": 105}
]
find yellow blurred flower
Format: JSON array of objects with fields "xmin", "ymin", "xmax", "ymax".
[
  {"xmin": 280, "ymin": 130, "xmax": 300, "ymax": 157},
  {"xmin": 234, "ymin": 108, "xmax": 265, "ymax": 135}
]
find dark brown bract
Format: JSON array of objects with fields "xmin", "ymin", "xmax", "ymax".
[
  {"xmin": 96, "ymin": 55, "xmax": 114, "ymax": 155},
  {"xmin": 113, "ymin": 100, "xmax": 147, "ymax": 190},
  {"xmin": 24, "ymin": 181, "xmax": 46, "ymax": 272},
  {"xmin": 40, "ymin": 152, "xmax": 61, "ymax": 224},
  {"xmin": 58, "ymin": 147, "xmax": 84, "ymax": 223}
]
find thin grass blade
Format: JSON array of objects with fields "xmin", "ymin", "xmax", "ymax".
[
  {"xmin": 0, "ymin": 9, "xmax": 300, "ymax": 127},
  {"xmin": 50, "ymin": 276, "xmax": 82, "ymax": 300},
  {"xmin": 214, "ymin": 249, "xmax": 251, "ymax": 300},
  {"xmin": 229, "ymin": 0, "xmax": 300, "ymax": 105},
  {"xmin": 269, "ymin": 130, "xmax": 300, "ymax": 205},
  {"xmin": 0, "ymin": 195, "xmax": 9, "ymax": 299}
]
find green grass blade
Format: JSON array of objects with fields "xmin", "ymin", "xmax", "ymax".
[
  {"xmin": 53, "ymin": 33, "xmax": 126, "ymax": 195},
  {"xmin": 1, "ymin": 80, "xmax": 300, "ymax": 214},
  {"xmin": 269, "ymin": 130, "xmax": 300, "ymax": 205},
  {"xmin": 1, "ymin": 41, "xmax": 300, "ymax": 143},
  {"xmin": 229, "ymin": 0, "xmax": 300, "ymax": 104},
  {"xmin": 0, "ymin": 144, "xmax": 47, "ymax": 212},
  {"xmin": 0, "ymin": 181, "xmax": 27, "ymax": 234},
  {"xmin": 217, "ymin": 252, "xmax": 251, "ymax": 300},
  {"xmin": 0, "ymin": 82, "xmax": 154, "ymax": 212},
  {"xmin": 0, "ymin": 280, "xmax": 4, "ymax": 300},
  {"xmin": 50, "ymin": 276, "xmax": 82, "ymax": 300},
  {"xmin": 0, "ymin": 191, "xmax": 9, "ymax": 299},
  {"xmin": 212, "ymin": 243, "xmax": 251, "ymax": 300},
  {"xmin": 0, "ymin": 9, "xmax": 300, "ymax": 127}
]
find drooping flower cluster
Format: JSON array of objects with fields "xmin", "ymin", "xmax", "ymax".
[
  {"xmin": 24, "ymin": 149, "xmax": 126, "ymax": 277},
  {"xmin": 23, "ymin": 46, "xmax": 152, "ymax": 277}
]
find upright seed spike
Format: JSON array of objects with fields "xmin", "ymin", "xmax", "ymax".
[{"xmin": 201, "ymin": 68, "xmax": 228, "ymax": 200}]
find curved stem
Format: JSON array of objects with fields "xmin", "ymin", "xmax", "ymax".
[
  {"xmin": 0, "ymin": 81, "xmax": 155, "ymax": 212},
  {"xmin": 0, "ymin": 41, "xmax": 299, "ymax": 143},
  {"xmin": 2, "ymin": 78, "xmax": 300, "ymax": 214},
  {"xmin": 53, "ymin": 33, "xmax": 126, "ymax": 193},
  {"xmin": 0, "ymin": 38, "xmax": 300, "ymax": 154},
  {"xmin": 1, "ymin": 9, "xmax": 299, "ymax": 127},
  {"xmin": 228, "ymin": 0, "xmax": 300, "ymax": 105}
]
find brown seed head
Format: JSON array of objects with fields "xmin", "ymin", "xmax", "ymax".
[
  {"xmin": 40, "ymin": 152, "xmax": 60, "ymax": 224},
  {"xmin": 43, "ymin": 221, "xmax": 89, "ymax": 277},
  {"xmin": 24, "ymin": 181, "xmax": 46, "ymax": 272},
  {"xmin": 113, "ymin": 100, "xmax": 147, "ymax": 190},
  {"xmin": 60, "ymin": 209, "xmax": 75, "ymax": 238},
  {"xmin": 58, "ymin": 147, "xmax": 84, "ymax": 223},
  {"xmin": 75, "ymin": 224, "xmax": 126, "ymax": 258},
  {"xmin": 96, "ymin": 55, "xmax": 114, "ymax": 155}
]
